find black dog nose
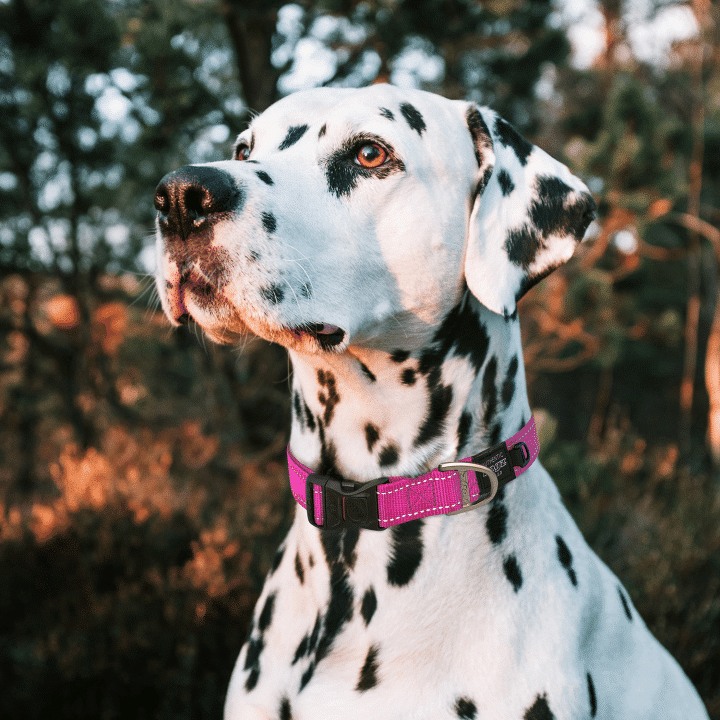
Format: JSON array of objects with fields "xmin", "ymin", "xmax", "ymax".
[{"xmin": 154, "ymin": 165, "xmax": 241, "ymax": 239}]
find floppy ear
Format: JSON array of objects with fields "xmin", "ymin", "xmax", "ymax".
[{"xmin": 463, "ymin": 105, "xmax": 596, "ymax": 317}]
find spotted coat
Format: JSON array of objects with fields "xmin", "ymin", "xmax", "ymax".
[{"xmin": 153, "ymin": 84, "xmax": 709, "ymax": 720}]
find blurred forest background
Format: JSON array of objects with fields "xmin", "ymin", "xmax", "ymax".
[{"xmin": 1, "ymin": 0, "xmax": 719, "ymax": 717}]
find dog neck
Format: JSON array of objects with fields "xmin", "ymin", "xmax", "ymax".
[{"xmin": 287, "ymin": 294, "xmax": 531, "ymax": 482}]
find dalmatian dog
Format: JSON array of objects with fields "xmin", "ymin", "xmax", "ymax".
[{"xmin": 153, "ymin": 85, "xmax": 709, "ymax": 720}]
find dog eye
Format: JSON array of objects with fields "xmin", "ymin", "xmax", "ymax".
[
  {"xmin": 355, "ymin": 143, "xmax": 387, "ymax": 168},
  {"xmin": 235, "ymin": 144, "xmax": 250, "ymax": 161}
]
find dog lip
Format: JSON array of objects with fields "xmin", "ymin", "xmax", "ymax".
[{"xmin": 292, "ymin": 323, "xmax": 346, "ymax": 348}]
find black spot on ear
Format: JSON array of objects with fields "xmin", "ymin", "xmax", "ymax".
[
  {"xmin": 365, "ymin": 423, "xmax": 380, "ymax": 452},
  {"xmin": 279, "ymin": 124, "xmax": 309, "ymax": 150},
  {"xmin": 498, "ymin": 169, "xmax": 515, "ymax": 196},
  {"xmin": 356, "ymin": 644, "xmax": 380, "ymax": 692},
  {"xmin": 318, "ymin": 123, "xmax": 327, "ymax": 138},
  {"xmin": 618, "ymin": 585, "xmax": 633, "ymax": 621},
  {"xmin": 456, "ymin": 411, "xmax": 472, "ymax": 455},
  {"xmin": 400, "ymin": 102, "xmax": 426, "ymax": 135},
  {"xmin": 494, "ymin": 117, "xmax": 533, "ymax": 166},
  {"xmin": 256, "ymin": 170, "xmax": 274, "ymax": 185},
  {"xmin": 502, "ymin": 356, "xmax": 518, "ymax": 408},
  {"xmin": 261, "ymin": 211, "xmax": 277, "ymax": 234},
  {"xmin": 261, "ymin": 284, "xmax": 284, "ymax": 304},
  {"xmin": 360, "ymin": 362, "xmax": 377, "ymax": 382},
  {"xmin": 473, "ymin": 165, "xmax": 494, "ymax": 201},
  {"xmin": 455, "ymin": 697, "xmax": 478, "ymax": 719},
  {"xmin": 401, "ymin": 368, "xmax": 417, "ymax": 386},
  {"xmin": 587, "ymin": 672, "xmax": 597, "ymax": 717},
  {"xmin": 524, "ymin": 694, "xmax": 555, "ymax": 720},
  {"xmin": 555, "ymin": 535, "xmax": 578, "ymax": 587},
  {"xmin": 503, "ymin": 554, "xmax": 523, "ymax": 592},
  {"xmin": 279, "ymin": 696, "xmax": 292, "ymax": 720},
  {"xmin": 380, "ymin": 107, "xmax": 395, "ymax": 120},
  {"xmin": 391, "ymin": 349, "xmax": 411, "ymax": 363},
  {"xmin": 505, "ymin": 225, "xmax": 544, "ymax": 273},
  {"xmin": 295, "ymin": 552, "xmax": 305, "ymax": 584},
  {"xmin": 466, "ymin": 105, "xmax": 492, "ymax": 167},
  {"xmin": 387, "ymin": 520, "xmax": 424, "ymax": 586},
  {"xmin": 378, "ymin": 444, "xmax": 399, "ymax": 467},
  {"xmin": 361, "ymin": 587, "xmax": 377, "ymax": 625},
  {"xmin": 486, "ymin": 499, "xmax": 508, "ymax": 545}
]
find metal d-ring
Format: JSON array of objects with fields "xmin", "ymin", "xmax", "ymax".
[{"xmin": 437, "ymin": 461, "xmax": 499, "ymax": 515}]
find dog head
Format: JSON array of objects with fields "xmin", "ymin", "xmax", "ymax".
[{"xmin": 154, "ymin": 85, "xmax": 595, "ymax": 351}]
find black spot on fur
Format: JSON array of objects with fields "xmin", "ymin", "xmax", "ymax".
[
  {"xmin": 300, "ymin": 282, "xmax": 312, "ymax": 299},
  {"xmin": 279, "ymin": 696, "xmax": 292, "ymax": 720},
  {"xmin": 618, "ymin": 585, "xmax": 633, "ymax": 621},
  {"xmin": 414, "ymin": 380, "xmax": 453, "ymax": 448},
  {"xmin": 258, "ymin": 593, "xmax": 275, "ymax": 632},
  {"xmin": 380, "ymin": 107, "xmax": 395, "ymax": 121},
  {"xmin": 503, "ymin": 554, "xmax": 523, "ymax": 592},
  {"xmin": 587, "ymin": 672, "xmax": 597, "ymax": 717},
  {"xmin": 360, "ymin": 362, "xmax": 377, "ymax": 382},
  {"xmin": 271, "ymin": 546, "xmax": 285, "ymax": 573},
  {"xmin": 244, "ymin": 635, "xmax": 262, "ymax": 671},
  {"xmin": 356, "ymin": 644, "xmax": 380, "ymax": 692},
  {"xmin": 318, "ymin": 123, "xmax": 327, "ymax": 138},
  {"xmin": 524, "ymin": 694, "xmax": 555, "ymax": 720},
  {"xmin": 316, "ymin": 419, "xmax": 340, "ymax": 477},
  {"xmin": 456, "ymin": 411, "xmax": 472, "ymax": 455},
  {"xmin": 555, "ymin": 535, "xmax": 578, "ymax": 587},
  {"xmin": 365, "ymin": 423, "xmax": 380, "ymax": 452},
  {"xmin": 256, "ymin": 170, "xmax": 274, "ymax": 185},
  {"xmin": 466, "ymin": 105, "xmax": 492, "ymax": 167},
  {"xmin": 391, "ymin": 348, "xmax": 410, "ymax": 363},
  {"xmin": 378, "ymin": 444, "xmax": 399, "ymax": 467},
  {"xmin": 531, "ymin": 175, "xmax": 596, "ymax": 238},
  {"xmin": 473, "ymin": 165, "xmax": 494, "ymax": 201},
  {"xmin": 299, "ymin": 663, "xmax": 315, "ymax": 692},
  {"xmin": 489, "ymin": 422, "xmax": 502, "ymax": 445},
  {"xmin": 400, "ymin": 102, "xmax": 426, "ymax": 135},
  {"xmin": 455, "ymin": 697, "xmax": 478, "ymax": 719},
  {"xmin": 486, "ymin": 499, "xmax": 508, "ymax": 545},
  {"xmin": 401, "ymin": 368, "xmax": 417, "ymax": 386},
  {"xmin": 482, "ymin": 355, "xmax": 498, "ymax": 427},
  {"xmin": 502, "ymin": 356, "xmax": 518, "ymax": 407},
  {"xmin": 361, "ymin": 587, "xmax": 377, "ymax": 626},
  {"xmin": 293, "ymin": 392, "xmax": 304, "ymax": 430},
  {"xmin": 261, "ymin": 211, "xmax": 277, "ymax": 234},
  {"xmin": 292, "ymin": 635, "xmax": 308, "ymax": 665},
  {"xmin": 261, "ymin": 284, "xmax": 284, "ymax": 304},
  {"xmin": 498, "ymin": 169, "xmax": 515, "ymax": 196},
  {"xmin": 317, "ymin": 369, "xmax": 340, "ymax": 426},
  {"xmin": 303, "ymin": 401, "xmax": 316, "ymax": 432},
  {"xmin": 387, "ymin": 520, "xmax": 424, "ymax": 587},
  {"xmin": 249, "ymin": 249, "xmax": 260, "ymax": 262},
  {"xmin": 295, "ymin": 552, "xmax": 305, "ymax": 584},
  {"xmin": 494, "ymin": 117, "xmax": 533, "ymax": 166},
  {"xmin": 279, "ymin": 124, "xmax": 309, "ymax": 151},
  {"xmin": 245, "ymin": 666, "xmax": 259, "ymax": 692}
]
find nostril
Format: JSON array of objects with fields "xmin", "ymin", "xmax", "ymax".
[{"xmin": 183, "ymin": 186, "xmax": 213, "ymax": 220}]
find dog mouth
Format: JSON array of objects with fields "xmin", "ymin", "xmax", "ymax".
[{"xmin": 291, "ymin": 323, "xmax": 346, "ymax": 350}]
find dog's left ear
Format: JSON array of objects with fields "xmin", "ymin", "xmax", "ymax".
[{"xmin": 463, "ymin": 105, "xmax": 596, "ymax": 317}]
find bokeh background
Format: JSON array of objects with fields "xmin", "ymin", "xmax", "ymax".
[{"xmin": 1, "ymin": 0, "xmax": 719, "ymax": 717}]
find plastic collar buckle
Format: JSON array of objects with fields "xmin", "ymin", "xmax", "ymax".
[{"xmin": 306, "ymin": 474, "xmax": 384, "ymax": 531}]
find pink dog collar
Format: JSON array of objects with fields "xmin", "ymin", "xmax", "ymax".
[{"xmin": 287, "ymin": 416, "xmax": 539, "ymax": 531}]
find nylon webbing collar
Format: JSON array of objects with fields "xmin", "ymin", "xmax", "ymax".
[{"xmin": 287, "ymin": 416, "xmax": 539, "ymax": 531}]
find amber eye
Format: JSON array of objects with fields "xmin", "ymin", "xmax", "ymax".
[
  {"xmin": 236, "ymin": 145, "xmax": 250, "ymax": 161},
  {"xmin": 356, "ymin": 143, "xmax": 387, "ymax": 168}
]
